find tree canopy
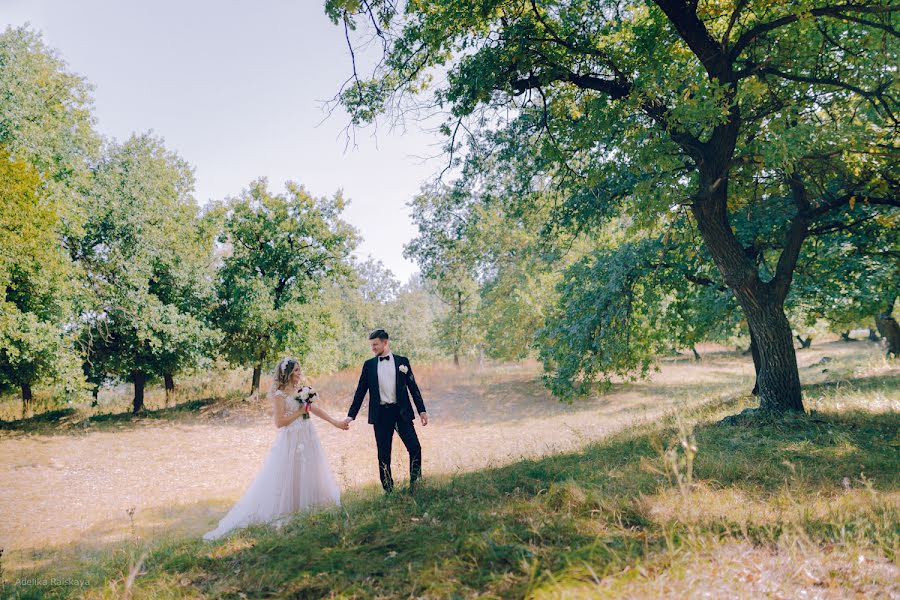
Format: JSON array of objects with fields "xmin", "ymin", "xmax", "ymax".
[
  {"xmin": 213, "ymin": 179, "xmax": 359, "ymax": 396},
  {"xmin": 327, "ymin": 0, "xmax": 899, "ymax": 413}
]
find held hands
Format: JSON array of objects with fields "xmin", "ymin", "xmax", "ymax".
[{"xmin": 335, "ymin": 414, "xmax": 424, "ymax": 428}]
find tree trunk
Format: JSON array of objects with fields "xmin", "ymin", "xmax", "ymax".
[
  {"xmin": 164, "ymin": 373, "xmax": 175, "ymax": 407},
  {"xmin": 840, "ymin": 331, "xmax": 851, "ymax": 342},
  {"xmin": 868, "ymin": 328, "xmax": 880, "ymax": 342},
  {"xmin": 749, "ymin": 329, "xmax": 761, "ymax": 396},
  {"xmin": 691, "ymin": 171, "xmax": 804, "ymax": 413},
  {"xmin": 876, "ymin": 295, "xmax": 899, "ymax": 357},
  {"xmin": 795, "ymin": 335, "xmax": 812, "ymax": 349},
  {"xmin": 691, "ymin": 345, "xmax": 701, "ymax": 361},
  {"xmin": 21, "ymin": 382, "xmax": 33, "ymax": 417},
  {"xmin": 455, "ymin": 290, "xmax": 464, "ymax": 368},
  {"xmin": 91, "ymin": 386, "xmax": 99, "ymax": 407},
  {"xmin": 250, "ymin": 365, "xmax": 262, "ymax": 398},
  {"xmin": 740, "ymin": 296, "xmax": 804, "ymax": 412},
  {"xmin": 132, "ymin": 370, "xmax": 146, "ymax": 414}
]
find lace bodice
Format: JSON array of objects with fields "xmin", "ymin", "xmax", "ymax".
[{"xmin": 273, "ymin": 389, "xmax": 302, "ymax": 418}]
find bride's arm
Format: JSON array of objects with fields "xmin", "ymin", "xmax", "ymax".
[
  {"xmin": 309, "ymin": 402, "xmax": 350, "ymax": 430},
  {"xmin": 272, "ymin": 392, "xmax": 303, "ymax": 428}
]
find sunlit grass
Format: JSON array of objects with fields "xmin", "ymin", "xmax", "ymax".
[{"xmin": 3, "ymin": 344, "xmax": 896, "ymax": 599}]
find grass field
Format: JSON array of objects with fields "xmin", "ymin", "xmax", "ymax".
[{"xmin": 1, "ymin": 341, "xmax": 897, "ymax": 598}]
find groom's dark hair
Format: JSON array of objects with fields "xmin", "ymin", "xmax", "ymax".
[{"xmin": 368, "ymin": 329, "xmax": 389, "ymax": 341}]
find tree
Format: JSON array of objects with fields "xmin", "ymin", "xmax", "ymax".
[
  {"xmin": 76, "ymin": 134, "xmax": 220, "ymax": 413},
  {"xmin": 0, "ymin": 26, "xmax": 98, "ymax": 412},
  {"xmin": 298, "ymin": 260, "xmax": 446, "ymax": 374},
  {"xmin": 382, "ymin": 274, "xmax": 447, "ymax": 361},
  {"xmin": 327, "ymin": 0, "xmax": 899, "ymax": 414},
  {"xmin": 789, "ymin": 209, "xmax": 899, "ymax": 355},
  {"xmin": 407, "ymin": 179, "xmax": 572, "ymax": 362},
  {"xmin": 148, "ymin": 204, "xmax": 222, "ymax": 405},
  {"xmin": 0, "ymin": 25, "xmax": 99, "ymax": 229},
  {"xmin": 876, "ymin": 296, "xmax": 900, "ymax": 356},
  {"xmin": 0, "ymin": 152, "xmax": 84, "ymax": 412},
  {"xmin": 292, "ymin": 258, "xmax": 396, "ymax": 375},
  {"xmin": 213, "ymin": 179, "xmax": 358, "ymax": 397},
  {"xmin": 405, "ymin": 186, "xmax": 483, "ymax": 365},
  {"xmin": 534, "ymin": 227, "xmax": 744, "ymax": 397}
]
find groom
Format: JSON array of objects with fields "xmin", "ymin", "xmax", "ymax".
[{"xmin": 343, "ymin": 329, "xmax": 428, "ymax": 492}]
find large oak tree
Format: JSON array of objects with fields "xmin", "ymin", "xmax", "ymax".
[{"xmin": 326, "ymin": 0, "xmax": 898, "ymax": 413}]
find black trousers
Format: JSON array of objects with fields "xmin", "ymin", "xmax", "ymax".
[{"xmin": 373, "ymin": 403, "xmax": 422, "ymax": 491}]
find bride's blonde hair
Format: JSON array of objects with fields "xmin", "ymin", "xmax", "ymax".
[{"xmin": 273, "ymin": 357, "xmax": 301, "ymax": 390}]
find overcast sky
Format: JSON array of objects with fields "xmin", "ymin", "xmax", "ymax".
[{"xmin": 2, "ymin": 0, "xmax": 448, "ymax": 283}]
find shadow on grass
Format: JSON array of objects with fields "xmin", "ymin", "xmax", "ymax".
[
  {"xmin": 0, "ymin": 398, "xmax": 218, "ymax": 434},
  {"xmin": 9, "ymin": 380, "xmax": 897, "ymax": 599},
  {"xmin": 437, "ymin": 367, "xmax": 753, "ymax": 427},
  {"xmin": 801, "ymin": 372, "xmax": 900, "ymax": 396}
]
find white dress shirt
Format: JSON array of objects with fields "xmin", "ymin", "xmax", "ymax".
[{"xmin": 376, "ymin": 352, "xmax": 397, "ymax": 405}]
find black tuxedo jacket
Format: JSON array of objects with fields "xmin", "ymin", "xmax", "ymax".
[{"xmin": 348, "ymin": 354, "xmax": 426, "ymax": 425}]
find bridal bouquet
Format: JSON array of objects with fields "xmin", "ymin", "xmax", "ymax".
[{"xmin": 294, "ymin": 386, "xmax": 317, "ymax": 419}]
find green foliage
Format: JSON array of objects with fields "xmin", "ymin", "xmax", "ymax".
[
  {"xmin": 406, "ymin": 186, "xmax": 483, "ymax": 362},
  {"xmin": 0, "ymin": 25, "xmax": 99, "ymax": 402},
  {"xmin": 0, "ymin": 307, "xmax": 82, "ymax": 400},
  {"xmin": 0, "ymin": 25, "xmax": 99, "ymax": 229},
  {"xmin": 538, "ymin": 239, "xmax": 662, "ymax": 398},
  {"xmin": 381, "ymin": 274, "xmax": 448, "ymax": 360},
  {"xmin": 790, "ymin": 210, "xmax": 899, "ymax": 334},
  {"xmin": 213, "ymin": 179, "xmax": 358, "ymax": 374},
  {"xmin": 537, "ymin": 226, "xmax": 751, "ymax": 399},
  {"xmin": 299, "ymin": 263, "xmax": 446, "ymax": 374},
  {"xmin": 0, "ymin": 149, "xmax": 83, "ymax": 400},
  {"xmin": 330, "ymin": 0, "xmax": 899, "ymax": 406},
  {"xmin": 76, "ymin": 134, "xmax": 221, "ymax": 393}
]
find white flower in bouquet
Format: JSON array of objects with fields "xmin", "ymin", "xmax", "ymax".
[{"xmin": 294, "ymin": 386, "xmax": 318, "ymax": 419}]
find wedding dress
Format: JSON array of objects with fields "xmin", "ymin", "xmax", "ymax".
[{"xmin": 202, "ymin": 389, "xmax": 341, "ymax": 540}]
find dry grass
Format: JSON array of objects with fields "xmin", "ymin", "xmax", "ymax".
[
  {"xmin": 0, "ymin": 347, "xmax": 761, "ymax": 564},
  {"xmin": 1, "ymin": 340, "xmax": 897, "ymax": 598},
  {"xmin": 539, "ymin": 540, "xmax": 899, "ymax": 599}
]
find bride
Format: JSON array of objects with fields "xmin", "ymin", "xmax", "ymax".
[{"xmin": 203, "ymin": 357, "xmax": 348, "ymax": 541}]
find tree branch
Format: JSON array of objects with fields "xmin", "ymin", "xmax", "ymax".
[
  {"xmin": 771, "ymin": 172, "xmax": 811, "ymax": 300},
  {"xmin": 652, "ymin": 0, "xmax": 728, "ymax": 78},
  {"xmin": 749, "ymin": 65, "xmax": 896, "ymax": 123},
  {"xmin": 807, "ymin": 214, "xmax": 880, "ymax": 235},
  {"xmin": 510, "ymin": 71, "xmax": 630, "ymax": 98},
  {"xmin": 730, "ymin": 3, "xmax": 900, "ymax": 59},
  {"xmin": 510, "ymin": 69, "xmax": 704, "ymax": 159}
]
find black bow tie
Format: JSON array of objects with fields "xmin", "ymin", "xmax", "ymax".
[{"xmin": 379, "ymin": 355, "xmax": 390, "ymax": 361}]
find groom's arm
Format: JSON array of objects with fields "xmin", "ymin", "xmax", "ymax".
[
  {"xmin": 347, "ymin": 362, "xmax": 368, "ymax": 420},
  {"xmin": 404, "ymin": 359, "xmax": 427, "ymax": 415}
]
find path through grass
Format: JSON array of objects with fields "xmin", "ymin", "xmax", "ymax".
[{"xmin": 2, "ymin": 342, "xmax": 897, "ymax": 598}]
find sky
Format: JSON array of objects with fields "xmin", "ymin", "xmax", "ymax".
[{"xmin": 1, "ymin": 0, "xmax": 447, "ymax": 283}]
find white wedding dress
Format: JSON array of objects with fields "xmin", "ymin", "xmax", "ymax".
[{"xmin": 203, "ymin": 389, "xmax": 341, "ymax": 540}]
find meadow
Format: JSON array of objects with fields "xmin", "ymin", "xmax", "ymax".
[
  {"xmin": 3, "ymin": 6, "xmax": 898, "ymax": 598},
  {"xmin": 1, "ymin": 340, "xmax": 897, "ymax": 598}
]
